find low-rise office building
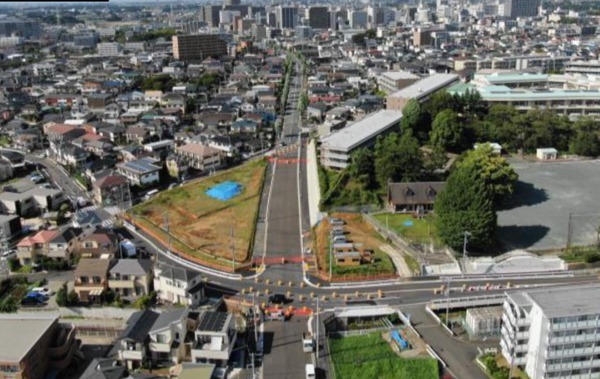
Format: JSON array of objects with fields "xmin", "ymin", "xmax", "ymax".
[
  {"xmin": 501, "ymin": 284, "xmax": 600, "ymax": 379},
  {"xmin": 376, "ymin": 71, "xmax": 420, "ymax": 95}
]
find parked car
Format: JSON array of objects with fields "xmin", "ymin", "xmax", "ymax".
[
  {"xmin": 21, "ymin": 296, "xmax": 46, "ymax": 307},
  {"xmin": 268, "ymin": 293, "xmax": 288, "ymax": 304},
  {"xmin": 31, "ymin": 287, "xmax": 55, "ymax": 297},
  {"xmin": 305, "ymin": 364, "xmax": 316, "ymax": 379},
  {"xmin": 265, "ymin": 309, "xmax": 287, "ymax": 322},
  {"xmin": 30, "ymin": 174, "xmax": 44, "ymax": 183},
  {"xmin": 329, "ymin": 218, "xmax": 344, "ymax": 226},
  {"xmin": 0, "ymin": 250, "xmax": 16, "ymax": 260},
  {"xmin": 24, "ymin": 292, "xmax": 48, "ymax": 302}
]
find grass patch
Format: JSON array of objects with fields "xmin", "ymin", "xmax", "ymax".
[
  {"xmin": 403, "ymin": 253, "xmax": 420, "ymax": 275},
  {"xmin": 315, "ymin": 213, "xmax": 396, "ymax": 278},
  {"xmin": 318, "ymin": 166, "xmax": 382, "ymax": 210},
  {"xmin": 133, "ymin": 160, "xmax": 267, "ymax": 264},
  {"xmin": 0, "ymin": 135, "xmax": 10, "ymax": 147},
  {"xmin": 329, "ymin": 333, "xmax": 438, "ymax": 379},
  {"xmin": 374, "ymin": 213, "xmax": 441, "ymax": 246}
]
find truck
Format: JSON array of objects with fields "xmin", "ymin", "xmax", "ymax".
[
  {"xmin": 302, "ymin": 332, "xmax": 314, "ymax": 353},
  {"xmin": 119, "ymin": 240, "xmax": 136, "ymax": 258}
]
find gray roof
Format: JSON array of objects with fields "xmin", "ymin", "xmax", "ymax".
[
  {"xmin": 121, "ymin": 310, "xmax": 159, "ymax": 343},
  {"xmin": 0, "ymin": 314, "xmax": 57, "ymax": 362},
  {"xmin": 157, "ymin": 262, "xmax": 198, "ymax": 283},
  {"xmin": 80, "ymin": 358, "xmax": 127, "ymax": 379},
  {"xmin": 110, "ymin": 259, "xmax": 153, "ymax": 275},
  {"xmin": 388, "ymin": 73, "xmax": 459, "ymax": 100},
  {"xmin": 320, "ymin": 110, "xmax": 403, "ymax": 152},
  {"xmin": 150, "ymin": 308, "xmax": 187, "ymax": 333},
  {"xmin": 388, "ymin": 182, "xmax": 445, "ymax": 206},
  {"xmin": 525, "ymin": 284, "xmax": 600, "ymax": 318}
]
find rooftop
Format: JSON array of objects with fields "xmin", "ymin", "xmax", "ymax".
[
  {"xmin": 478, "ymin": 86, "xmax": 600, "ymax": 100},
  {"xmin": 388, "ymin": 73, "xmax": 459, "ymax": 100},
  {"xmin": 526, "ymin": 284, "xmax": 600, "ymax": 318},
  {"xmin": 117, "ymin": 158, "xmax": 161, "ymax": 174},
  {"xmin": 0, "ymin": 314, "xmax": 57, "ymax": 362},
  {"xmin": 381, "ymin": 71, "xmax": 419, "ymax": 81},
  {"xmin": 320, "ymin": 110, "xmax": 403, "ymax": 152},
  {"xmin": 197, "ymin": 311, "xmax": 230, "ymax": 333}
]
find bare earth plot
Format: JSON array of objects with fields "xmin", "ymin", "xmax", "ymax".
[
  {"xmin": 497, "ymin": 159, "xmax": 600, "ymax": 251},
  {"xmin": 134, "ymin": 160, "xmax": 267, "ymax": 265}
]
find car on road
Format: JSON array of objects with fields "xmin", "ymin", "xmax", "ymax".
[
  {"xmin": 265, "ymin": 309, "xmax": 287, "ymax": 322},
  {"xmin": 305, "ymin": 364, "xmax": 316, "ymax": 379},
  {"xmin": 31, "ymin": 287, "xmax": 54, "ymax": 297},
  {"xmin": 0, "ymin": 250, "xmax": 16, "ymax": 260},
  {"xmin": 268, "ymin": 294, "xmax": 288, "ymax": 305}
]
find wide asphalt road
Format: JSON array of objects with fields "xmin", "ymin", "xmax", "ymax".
[{"xmin": 262, "ymin": 316, "xmax": 312, "ymax": 379}]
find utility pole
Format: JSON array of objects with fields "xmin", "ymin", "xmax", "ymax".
[
  {"xmin": 316, "ymin": 296, "xmax": 320, "ymax": 366},
  {"xmin": 445, "ymin": 277, "xmax": 451, "ymax": 328},
  {"xmin": 164, "ymin": 211, "xmax": 171, "ymax": 253},
  {"xmin": 230, "ymin": 226, "xmax": 235, "ymax": 272},
  {"xmin": 462, "ymin": 231, "xmax": 471, "ymax": 260},
  {"xmin": 329, "ymin": 240, "xmax": 333, "ymax": 281}
]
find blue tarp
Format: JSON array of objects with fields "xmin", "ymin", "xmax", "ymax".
[
  {"xmin": 392, "ymin": 330, "xmax": 409, "ymax": 350},
  {"xmin": 205, "ymin": 181, "xmax": 243, "ymax": 201},
  {"xmin": 403, "ymin": 220, "xmax": 414, "ymax": 227}
]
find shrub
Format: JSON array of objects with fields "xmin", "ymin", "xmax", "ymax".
[
  {"xmin": 56, "ymin": 283, "xmax": 68, "ymax": 307},
  {"xmin": 67, "ymin": 290, "xmax": 79, "ymax": 306},
  {"xmin": 584, "ymin": 252, "xmax": 600, "ymax": 264},
  {"xmin": 7, "ymin": 258, "xmax": 19, "ymax": 272}
]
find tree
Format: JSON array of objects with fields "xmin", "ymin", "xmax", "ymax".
[
  {"xmin": 134, "ymin": 291, "xmax": 156, "ymax": 310},
  {"xmin": 67, "ymin": 290, "xmax": 79, "ymax": 306},
  {"xmin": 349, "ymin": 148, "xmax": 375, "ymax": 189},
  {"xmin": 430, "ymin": 109, "xmax": 466, "ymax": 152},
  {"xmin": 434, "ymin": 164, "xmax": 497, "ymax": 252},
  {"xmin": 374, "ymin": 131, "xmax": 423, "ymax": 188},
  {"xmin": 56, "ymin": 282, "xmax": 68, "ymax": 307},
  {"xmin": 401, "ymin": 99, "xmax": 431, "ymax": 142},
  {"xmin": 457, "ymin": 145, "xmax": 519, "ymax": 207}
]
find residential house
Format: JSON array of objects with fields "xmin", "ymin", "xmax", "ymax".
[
  {"xmin": 147, "ymin": 308, "xmax": 190, "ymax": 365},
  {"xmin": 16, "ymin": 228, "xmax": 82, "ymax": 265},
  {"xmin": 144, "ymin": 91, "xmax": 164, "ymax": 105},
  {"xmin": 231, "ymin": 119, "xmax": 258, "ymax": 134},
  {"xmin": 12, "ymin": 131, "xmax": 41, "ymax": 152},
  {"xmin": 118, "ymin": 310, "xmax": 159, "ymax": 370},
  {"xmin": 125, "ymin": 126, "xmax": 151, "ymax": 145},
  {"xmin": 207, "ymin": 135, "xmax": 242, "ymax": 157},
  {"xmin": 0, "ymin": 187, "xmax": 65, "ymax": 217},
  {"xmin": 43, "ymin": 123, "xmax": 87, "ymax": 153},
  {"xmin": 108, "ymin": 259, "xmax": 153, "ymax": 299},
  {"xmin": 175, "ymin": 144, "xmax": 222, "ymax": 172},
  {"xmin": 97, "ymin": 125, "xmax": 126, "ymax": 143},
  {"xmin": 75, "ymin": 230, "xmax": 119, "ymax": 259},
  {"xmin": 73, "ymin": 258, "xmax": 112, "ymax": 303},
  {"xmin": 0, "ymin": 214, "xmax": 21, "ymax": 243},
  {"xmin": 80, "ymin": 358, "xmax": 128, "ymax": 379},
  {"xmin": 191, "ymin": 311, "xmax": 237, "ymax": 366},
  {"xmin": 116, "ymin": 158, "xmax": 162, "ymax": 187},
  {"xmin": 0, "ymin": 314, "xmax": 80, "ymax": 379},
  {"xmin": 93, "ymin": 174, "xmax": 131, "ymax": 207},
  {"xmin": 153, "ymin": 263, "xmax": 205, "ymax": 306},
  {"xmin": 386, "ymin": 182, "xmax": 445, "ymax": 214},
  {"xmin": 55, "ymin": 144, "xmax": 90, "ymax": 168}
]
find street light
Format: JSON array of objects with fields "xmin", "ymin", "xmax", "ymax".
[{"xmin": 463, "ymin": 231, "xmax": 472, "ymax": 260}]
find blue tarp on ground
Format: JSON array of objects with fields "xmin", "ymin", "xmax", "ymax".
[
  {"xmin": 392, "ymin": 330, "xmax": 409, "ymax": 349},
  {"xmin": 205, "ymin": 181, "xmax": 243, "ymax": 201},
  {"xmin": 403, "ymin": 220, "xmax": 414, "ymax": 227}
]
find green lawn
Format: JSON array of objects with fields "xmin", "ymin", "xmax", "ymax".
[
  {"xmin": 329, "ymin": 333, "xmax": 439, "ymax": 379},
  {"xmin": 374, "ymin": 213, "xmax": 441, "ymax": 246}
]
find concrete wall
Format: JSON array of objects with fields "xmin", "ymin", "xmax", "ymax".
[{"xmin": 306, "ymin": 139, "xmax": 322, "ymax": 226}]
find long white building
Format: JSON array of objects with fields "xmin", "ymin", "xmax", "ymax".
[
  {"xmin": 501, "ymin": 285, "xmax": 600, "ymax": 379},
  {"xmin": 319, "ymin": 110, "xmax": 403, "ymax": 169}
]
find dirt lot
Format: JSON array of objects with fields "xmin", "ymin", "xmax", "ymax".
[
  {"xmin": 315, "ymin": 213, "xmax": 396, "ymax": 277},
  {"xmin": 135, "ymin": 160, "xmax": 266, "ymax": 263}
]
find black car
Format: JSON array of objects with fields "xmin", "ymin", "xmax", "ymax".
[
  {"xmin": 21, "ymin": 297, "xmax": 46, "ymax": 307},
  {"xmin": 268, "ymin": 294, "xmax": 288, "ymax": 304}
]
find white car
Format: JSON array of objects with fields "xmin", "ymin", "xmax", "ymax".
[
  {"xmin": 31, "ymin": 287, "xmax": 55, "ymax": 297},
  {"xmin": 0, "ymin": 250, "xmax": 16, "ymax": 260}
]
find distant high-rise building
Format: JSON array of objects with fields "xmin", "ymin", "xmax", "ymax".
[
  {"xmin": 252, "ymin": 24, "xmax": 267, "ymax": 41},
  {"xmin": 504, "ymin": 0, "xmax": 540, "ymax": 19},
  {"xmin": 203, "ymin": 5, "xmax": 222, "ymax": 28},
  {"xmin": 172, "ymin": 34, "xmax": 227, "ymax": 61},
  {"xmin": 349, "ymin": 10, "xmax": 368, "ymax": 29},
  {"xmin": 295, "ymin": 25, "xmax": 313, "ymax": 39},
  {"xmin": 0, "ymin": 18, "xmax": 40, "ymax": 38},
  {"xmin": 308, "ymin": 6, "xmax": 329, "ymax": 29},
  {"xmin": 224, "ymin": 0, "xmax": 240, "ymax": 5},
  {"xmin": 277, "ymin": 6, "xmax": 298, "ymax": 29}
]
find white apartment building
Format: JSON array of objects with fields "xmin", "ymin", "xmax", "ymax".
[
  {"xmin": 376, "ymin": 71, "xmax": 419, "ymax": 95},
  {"xmin": 565, "ymin": 60, "xmax": 600, "ymax": 76},
  {"xmin": 97, "ymin": 42, "xmax": 122, "ymax": 57},
  {"xmin": 501, "ymin": 285, "xmax": 600, "ymax": 379}
]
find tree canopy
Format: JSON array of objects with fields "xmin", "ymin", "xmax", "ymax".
[
  {"xmin": 430, "ymin": 109, "xmax": 466, "ymax": 153},
  {"xmin": 434, "ymin": 163, "xmax": 497, "ymax": 252},
  {"xmin": 457, "ymin": 145, "xmax": 519, "ymax": 207},
  {"xmin": 401, "ymin": 99, "xmax": 431, "ymax": 142},
  {"xmin": 374, "ymin": 131, "xmax": 423, "ymax": 188}
]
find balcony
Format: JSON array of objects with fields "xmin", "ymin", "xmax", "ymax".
[
  {"xmin": 551, "ymin": 320, "xmax": 600, "ymax": 331},
  {"xmin": 150, "ymin": 342, "xmax": 172, "ymax": 353},
  {"xmin": 547, "ymin": 359, "xmax": 600, "ymax": 373},
  {"xmin": 549, "ymin": 333, "xmax": 599, "ymax": 345},
  {"xmin": 547, "ymin": 346, "xmax": 600, "ymax": 359},
  {"xmin": 121, "ymin": 349, "xmax": 144, "ymax": 361},
  {"xmin": 48, "ymin": 324, "xmax": 78, "ymax": 370}
]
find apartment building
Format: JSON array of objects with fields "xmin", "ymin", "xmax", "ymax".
[
  {"xmin": 0, "ymin": 314, "xmax": 79, "ymax": 379},
  {"xmin": 172, "ymin": 34, "xmax": 227, "ymax": 61},
  {"xmin": 377, "ymin": 71, "xmax": 420, "ymax": 95},
  {"xmin": 320, "ymin": 110, "xmax": 403, "ymax": 169},
  {"xmin": 565, "ymin": 60, "xmax": 600, "ymax": 76},
  {"xmin": 386, "ymin": 73, "xmax": 459, "ymax": 111},
  {"xmin": 454, "ymin": 55, "xmax": 570, "ymax": 72},
  {"xmin": 501, "ymin": 285, "xmax": 600, "ymax": 379},
  {"xmin": 175, "ymin": 144, "xmax": 223, "ymax": 172}
]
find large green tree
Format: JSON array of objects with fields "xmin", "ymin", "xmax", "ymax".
[
  {"xmin": 374, "ymin": 131, "xmax": 423, "ymax": 188},
  {"xmin": 430, "ymin": 109, "xmax": 466, "ymax": 152},
  {"xmin": 349, "ymin": 148, "xmax": 375, "ymax": 189},
  {"xmin": 401, "ymin": 99, "xmax": 431, "ymax": 142},
  {"xmin": 434, "ymin": 164, "xmax": 497, "ymax": 252},
  {"xmin": 457, "ymin": 145, "xmax": 519, "ymax": 207}
]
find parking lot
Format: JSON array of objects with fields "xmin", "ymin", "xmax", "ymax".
[{"xmin": 498, "ymin": 159, "xmax": 600, "ymax": 251}]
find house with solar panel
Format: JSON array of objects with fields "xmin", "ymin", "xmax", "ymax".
[
  {"xmin": 190, "ymin": 311, "xmax": 237, "ymax": 366},
  {"xmin": 116, "ymin": 157, "xmax": 162, "ymax": 187}
]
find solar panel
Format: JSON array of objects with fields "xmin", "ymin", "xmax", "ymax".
[{"xmin": 198, "ymin": 312, "xmax": 228, "ymax": 332}]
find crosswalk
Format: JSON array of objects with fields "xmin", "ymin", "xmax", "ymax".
[{"xmin": 79, "ymin": 205, "xmax": 98, "ymax": 214}]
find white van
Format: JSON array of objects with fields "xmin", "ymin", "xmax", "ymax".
[
  {"xmin": 143, "ymin": 189, "xmax": 159, "ymax": 201},
  {"xmin": 305, "ymin": 364, "xmax": 316, "ymax": 379}
]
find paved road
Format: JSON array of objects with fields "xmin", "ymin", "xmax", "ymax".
[
  {"xmin": 262, "ymin": 316, "xmax": 312, "ymax": 379},
  {"xmin": 405, "ymin": 305, "xmax": 488, "ymax": 379}
]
